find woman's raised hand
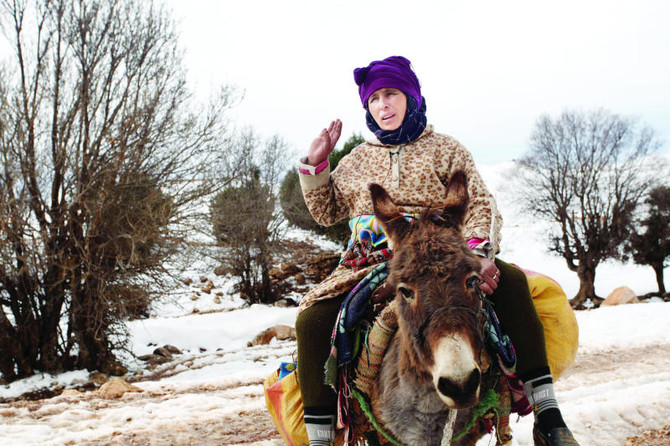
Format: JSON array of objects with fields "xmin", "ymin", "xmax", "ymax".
[{"xmin": 307, "ymin": 119, "xmax": 342, "ymax": 166}]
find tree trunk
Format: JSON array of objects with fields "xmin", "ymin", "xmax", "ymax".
[
  {"xmin": 652, "ymin": 261, "xmax": 666, "ymax": 295},
  {"xmin": 570, "ymin": 264, "xmax": 603, "ymax": 309}
]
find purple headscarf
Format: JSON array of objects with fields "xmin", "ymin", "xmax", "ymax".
[
  {"xmin": 353, "ymin": 56, "xmax": 423, "ymax": 109},
  {"xmin": 355, "ymin": 56, "xmax": 427, "ymax": 145}
]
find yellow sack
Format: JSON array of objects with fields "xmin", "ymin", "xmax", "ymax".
[
  {"xmin": 524, "ymin": 270, "xmax": 579, "ymax": 379},
  {"xmin": 263, "ymin": 363, "xmax": 309, "ymax": 446}
]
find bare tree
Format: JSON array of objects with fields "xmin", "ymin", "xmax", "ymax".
[
  {"xmin": 211, "ymin": 129, "xmax": 289, "ymax": 304},
  {"xmin": 627, "ymin": 186, "xmax": 670, "ymax": 296},
  {"xmin": 515, "ymin": 109, "xmax": 661, "ymax": 308},
  {"xmin": 0, "ymin": 0, "xmax": 235, "ymax": 381}
]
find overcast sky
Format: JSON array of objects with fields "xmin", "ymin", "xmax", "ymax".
[{"xmin": 164, "ymin": 0, "xmax": 669, "ymax": 165}]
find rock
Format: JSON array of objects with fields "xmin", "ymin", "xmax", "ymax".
[
  {"xmin": 201, "ymin": 281, "xmax": 214, "ymax": 294},
  {"xmin": 104, "ymin": 362, "xmax": 128, "ymax": 376},
  {"xmin": 89, "ymin": 372, "xmax": 108, "ymax": 385},
  {"xmin": 138, "ymin": 354, "xmax": 170, "ymax": 367},
  {"xmin": 199, "ymin": 276, "xmax": 208, "ymax": 283},
  {"xmin": 305, "ymin": 253, "xmax": 340, "ymax": 282},
  {"xmin": 214, "ymin": 265, "xmax": 227, "ymax": 276},
  {"xmin": 249, "ymin": 325, "xmax": 297, "ymax": 346},
  {"xmin": 182, "ymin": 277, "xmax": 193, "ymax": 286},
  {"xmin": 281, "ymin": 263, "xmax": 301, "ymax": 275},
  {"xmin": 269, "ymin": 267, "xmax": 284, "ymax": 279},
  {"xmin": 162, "ymin": 344, "xmax": 182, "ymax": 355},
  {"xmin": 153, "ymin": 347, "xmax": 173, "ymax": 358},
  {"xmin": 294, "ymin": 273, "xmax": 306, "ymax": 285},
  {"xmin": 60, "ymin": 389, "xmax": 83, "ymax": 397},
  {"xmin": 98, "ymin": 378, "xmax": 143, "ymax": 399},
  {"xmin": 602, "ymin": 286, "xmax": 640, "ymax": 306},
  {"xmin": 274, "ymin": 298, "xmax": 297, "ymax": 308},
  {"xmin": 213, "ymin": 296, "xmax": 221, "ymax": 304}
]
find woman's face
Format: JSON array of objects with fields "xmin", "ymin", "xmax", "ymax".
[{"xmin": 367, "ymin": 88, "xmax": 407, "ymax": 131}]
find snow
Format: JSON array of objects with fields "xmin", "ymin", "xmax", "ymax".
[
  {"xmin": 1, "ymin": 163, "xmax": 669, "ymax": 445},
  {"xmin": 2, "ymin": 303, "xmax": 669, "ymax": 445}
]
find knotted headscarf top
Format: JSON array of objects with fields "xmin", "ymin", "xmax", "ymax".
[{"xmin": 353, "ymin": 55, "xmax": 423, "ymax": 109}]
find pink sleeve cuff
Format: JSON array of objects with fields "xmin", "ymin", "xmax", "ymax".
[
  {"xmin": 467, "ymin": 237, "xmax": 493, "ymax": 258},
  {"xmin": 467, "ymin": 237, "xmax": 487, "ymax": 250},
  {"xmin": 298, "ymin": 158, "xmax": 329, "ymax": 175}
]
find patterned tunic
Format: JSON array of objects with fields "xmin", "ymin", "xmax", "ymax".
[{"xmin": 298, "ymin": 125, "xmax": 502, "ymax": 310}]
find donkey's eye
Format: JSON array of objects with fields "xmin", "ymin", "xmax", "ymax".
[
  {"xmin": 398, "ymin": 285, "xmax": 414, "ymax": 300},
  {"xmin": 466, "ymin": 275, "xmax": 480, "ymax": 289}
]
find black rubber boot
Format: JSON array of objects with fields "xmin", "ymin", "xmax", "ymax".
[{"xmin": 533, "ymin": 425, "xmax": 580, "ymax": 446}]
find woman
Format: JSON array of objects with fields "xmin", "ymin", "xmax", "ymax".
[{"xmin": 296, "ymin": 56, "xmax": 578, "ymax": 446}]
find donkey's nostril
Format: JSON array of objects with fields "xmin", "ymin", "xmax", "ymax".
[
  {"xmin": 437, "ymin": 368, "xmax": 481, "ymax": 408},
  {"xmin": 465, "ymin": 368, "xmax": 481, "ymax": 393},
  {"xmin": 437, "ymin": 376, "xmax": 459, "ymax": 398}
]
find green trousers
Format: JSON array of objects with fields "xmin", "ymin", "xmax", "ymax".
[{"xmin": 296, "ymin": 258, "xmax": 547, "ymax": 408}]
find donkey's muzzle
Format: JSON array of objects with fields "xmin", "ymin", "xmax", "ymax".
[
  {"xmin": 437, "ymin": 368, "xmax": 481, "ymax": 408},
  {"xmin": 431, "ymin": 333, "xmax": 482, "ymax": 409}
]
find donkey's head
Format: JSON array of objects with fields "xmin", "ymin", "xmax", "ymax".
[{"xmin": 370, "ymin": 170, "xmax": 487, "ymax": 409}]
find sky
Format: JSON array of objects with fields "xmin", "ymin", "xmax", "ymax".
[{"xmin": 165, "ymin": 0, "xmax": 670, "ymax": 165}]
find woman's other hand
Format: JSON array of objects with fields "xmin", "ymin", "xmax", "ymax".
[
  {"xmin": 478, "ymin": 257, "xmax": 500, "ymax": 295},
  {"xmin": 307, "ymin": 119, "xmax": 342, "ymax": 166}
]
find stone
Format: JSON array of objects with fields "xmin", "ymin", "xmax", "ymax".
[
  {"xmin": 602, "ymin": 286, "xmax": 640, "ymax": 306},
  {"xmin": 305, "ymin": 253, "xmax": 340, "ymax": 282},
  {"xmin": 249, "ymin": 325, "xmax": 297, "ymax": 346},
  {"xmin": 162, "ymin": 345, "xmax": 182, "ymax": 355},
  {"xmin": 274, "ymin": 298, "xmax": 297, "ymax": 308},
  {"xmin": 281, "ymin": 263, "xmax": 301, "ymax": 275},
  {"xmin": 201, "ymin": 281, "xmax": 214, "ymax": 294},
  {"xmin": 98, "ymin": 378, "xmax": 143, "ymax": 399},
  {"xmin": 294, "ymin": 273, "xmax": 306, "ymax": 285},
  {"xmin": 153, "ymin": 347, "xmax": 173, "ymax": 358},
  {"xmin": 214, "ymin": 265, "xmax": 227, "ymax": 276},
  {"xmin": 104, "ymin": 362, "xmax": 128, "ymax": 376},
  {"xmin": 60, "ymin": 389, "xmax": 83, "ymax": 398},
  {"xmin": 138, "ymin": 354, "xmax": 170, "ymax": 367},
  {"xmin": 89, "ymin": 372, "xmax": 109, "ymax": 385}
]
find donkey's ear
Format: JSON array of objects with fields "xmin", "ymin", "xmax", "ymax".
[
  {"xmin": 369, "ymin": 183, "xmax": 410, "ymax": 241},
  {"xmin": 442, "ymin": 170, "xmax": 469, "ymax": 228}
]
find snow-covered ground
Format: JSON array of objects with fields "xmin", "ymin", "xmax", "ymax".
[
  {"xmin": 0, "ymin": 299, "xmax": 668, "ymax": 446},
  {"xmin": 1, "ymin": 162, "xmax": 669, "ymax": 445}
]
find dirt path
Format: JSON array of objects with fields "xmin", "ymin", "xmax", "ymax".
[
  {"xmin": 0, "ymin": 342, "xmax": 669, "ymax": 445},
  {"xmin": 558, "ymin": 344, "xmax": 670, "ymax": 446}
]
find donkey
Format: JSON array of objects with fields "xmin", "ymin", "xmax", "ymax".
[{"xmin": 357, "ymin": 170, "xmax": 508, "ymax": 446}]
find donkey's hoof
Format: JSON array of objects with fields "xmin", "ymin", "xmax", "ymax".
[{"xmin": 533, "ymin": 425, "xmax": 580, "ymax": 446}]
